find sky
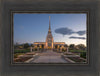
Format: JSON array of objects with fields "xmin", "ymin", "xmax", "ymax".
[{"xmin": 14, "ymin": 13, "xmax": 87, "ymax": 46}]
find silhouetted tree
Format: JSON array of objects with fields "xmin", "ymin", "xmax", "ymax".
[
  {"xmin": 76, "ymin": 44, "xmax": 86, "ymax": 51},
  {"xmin": 31, "ymin": 44, "xmax": 34, "ymax": 47},
  {"xmin": 24, "ymin": 43, "xmax": 30, "ymax": 49},
  {"xmin": 41, "ymin": 44, "xmax": 44, "ymax": 49},
  {"xmin": 69, "ymin": 44, "xmax": 75, "ymax": 50}
]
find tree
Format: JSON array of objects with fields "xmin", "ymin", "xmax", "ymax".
[
  {"xmin": 76, "ymin": 44, "xmax": 86, "ymax": 51},
  {"xmin": 31, "ymin": 44, "xmax": 34, "ymax": 47},
  {"xmin": 14, "ymin": 45, "xmax": 18, "ymax": 49},
  {"xmin": 64, "ymin": 44, "xmax": 68, "ymax": 47},
  {"xmin": 69, "ymin": 44, "xmax": 75, "ymax": 50},
  {"xmin": 24, "ymin": 43, "xmax": 30, "ymax": 49},
  {"xmin": 41, "ymin": 44, "xmax": 44, "ymax": 49},
  {"xmin": 55, "ymin": 45, "xmax": 58, "ymax": 49}
]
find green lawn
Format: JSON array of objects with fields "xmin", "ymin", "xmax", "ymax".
[
  {"xmin": 14, "ymin": 49, "xmax": 30, "ymax": 54},
  {"xmin": 69, "ymin": 50, "xmax": 86, "ymax": 59}
]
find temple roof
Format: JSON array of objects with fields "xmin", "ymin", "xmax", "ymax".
[{"xmin": 34, "ymin": 42, "xmax": 45, "ymax": 44}]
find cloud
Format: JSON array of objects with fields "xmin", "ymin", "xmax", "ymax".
[
  {"xmin": 69, "ymin": 36, "xmax": 86, "ymax": 40},
  {"xmin": 55, "ymin": 27, "xmax": 86, "ymax": 36},
  {"xmin": 55, "ymin": 27, "xmax": 74, "ymax": 36},
  {"xmin": 76, "ymin": 30, "xmax": 86, "ymax": 35}
]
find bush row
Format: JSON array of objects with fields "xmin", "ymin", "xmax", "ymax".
[{"xmin": 14, "ymin": 49, "xmax": 30, "ymax": 54}]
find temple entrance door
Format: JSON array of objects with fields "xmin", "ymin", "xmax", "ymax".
[
  {"xmin": 48, "ymin": 43, "xmax": 52, "ymax": 50},
  {"xmin": 48, "ymin": 46, "xmax": 52, "ymax": 49}
]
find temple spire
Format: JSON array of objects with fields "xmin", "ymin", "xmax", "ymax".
[{"xmin": 49, "ymin": 16, "xmax": 51, "ymax": 31}]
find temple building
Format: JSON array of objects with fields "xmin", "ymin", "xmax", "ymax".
[{"xmin": 33, "ymin": 16, "xmax": 66, "ymax": 49}]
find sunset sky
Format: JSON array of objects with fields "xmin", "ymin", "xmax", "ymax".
[{"xmin": 14, "ymin": 13, "xmax": 87, "ymax": 46}]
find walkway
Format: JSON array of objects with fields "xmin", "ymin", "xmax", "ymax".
[{"xmin": 29, "ymin": 50, "xmax": 68, "ymax": 63}]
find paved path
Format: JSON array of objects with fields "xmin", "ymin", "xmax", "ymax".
[{"xmin": 29, "ymin": 50, "xmax": 68, "ymax": 63}]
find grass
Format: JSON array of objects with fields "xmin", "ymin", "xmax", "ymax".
[
  {"xmin": 69, "ymin": 50, "xmax": 86, "ymax": 53},
  {"xmin": 69, "ymin": 50, "xmax": 86, "ymax": 59}
]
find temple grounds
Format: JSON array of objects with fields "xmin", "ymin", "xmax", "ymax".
[{"xmin": 14, "ymin": 49, "xmax": 87, "ymax": 63}]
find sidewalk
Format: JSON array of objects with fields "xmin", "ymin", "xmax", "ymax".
[{"xmin": 29, "ymin": 50, "xmax": 68, "ymax": 63}]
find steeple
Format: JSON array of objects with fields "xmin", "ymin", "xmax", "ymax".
[
  {"xmin": 46, "ymin": 16, "xmax": 54, "ymax": 49},
  {"xmin": 49, "ymin": 16, "xmax": 51, "ymax": 32}
]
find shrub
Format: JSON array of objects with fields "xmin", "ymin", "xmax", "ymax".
[
  {"xmin": 14, "ymin": 53, "xmax": 25, "ymax": 58},
  {"xmin": 23, "ymin": 43, "xmax": 30, "ymax": 49},
  {"xmin": 62, "ymin": 48, "xmax": 66, "ymax": 52},
  {"xmin": 14, "ymin": 49, "xmax": 30, "ymax": 54},
  {"xmin": 80, "ymin": 52, "xmax": 86, "ymax": 59},
  {"xmin": 35, "ymin": 48, "xmax": 37, "ymax": 51},
  {"xmin": 69, "ymin": 50, "xmax": 85, "ymax": 53},
  {"xmin": 14, "ymin": 54, "xmax": 18, "ymax": 58},
  {"xmin": 14, "ymin": 57, "xmax": 32, "ymax": 62}
]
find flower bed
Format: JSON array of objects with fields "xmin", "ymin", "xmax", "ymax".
[
  {"xmin": 14, "ymin": 57, "xmax": 32, "ymax": 62},
  {"xmin": 14, "ymin": 53, "xmax": 25, "ymax": 58},
  {"xmin": 26, "ymin": 52, "xmax": 35, "ymax": 55},
  {"xmin": 67, "ymin": 57, "xmax": 86, "ymax": 63}
]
